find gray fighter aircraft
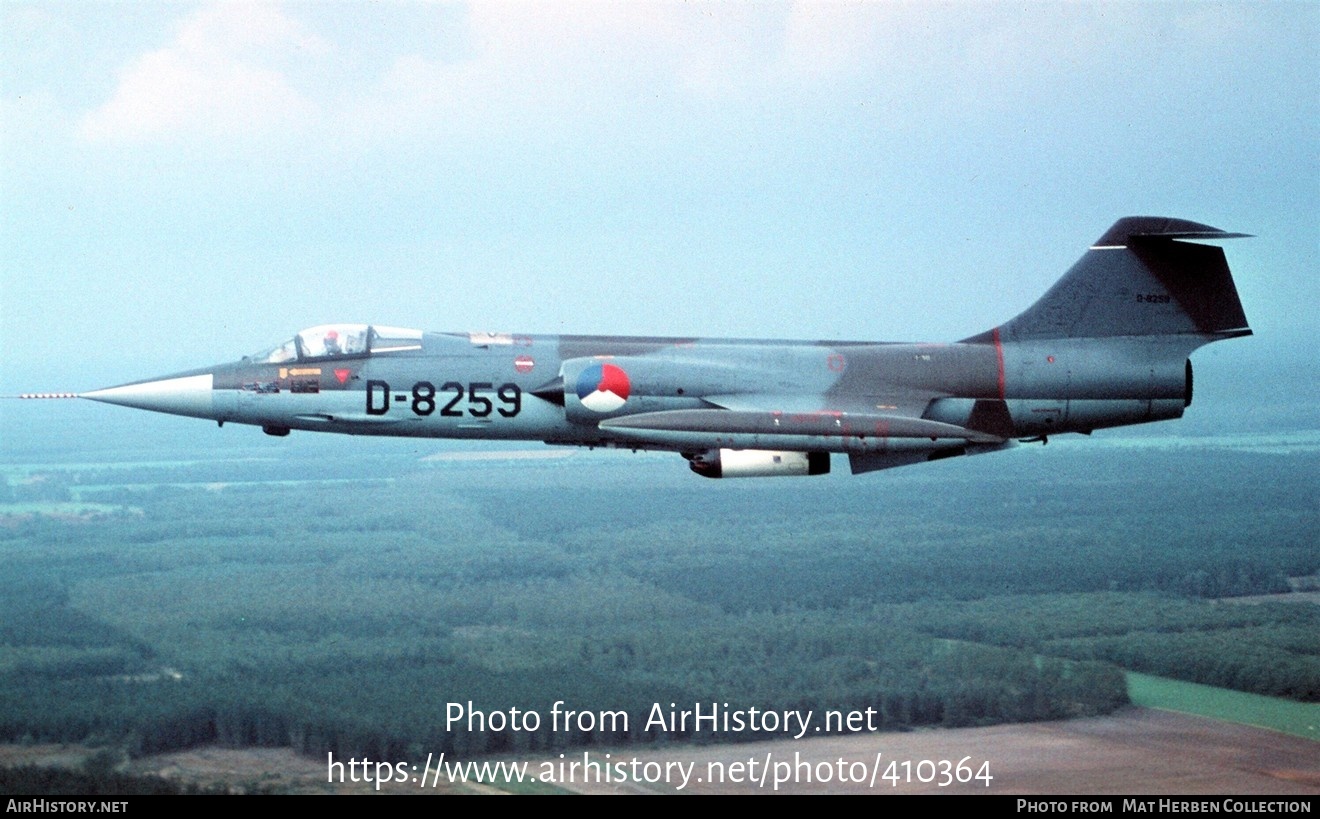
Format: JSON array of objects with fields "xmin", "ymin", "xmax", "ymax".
[{"xmin": 82, "ymin": 216, "xmax": 1250, "ymax": 477}]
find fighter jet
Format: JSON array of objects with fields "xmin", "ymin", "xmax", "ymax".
[{"xmin": 80, "ymin": 217, "xmax": 1250, "ymax": 478}]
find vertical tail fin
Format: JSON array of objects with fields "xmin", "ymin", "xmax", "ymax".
[{"xmin": 967, "ymin": 217, "xmax": 1251, "ymax": 343}]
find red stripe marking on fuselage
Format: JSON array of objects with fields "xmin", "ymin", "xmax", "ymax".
[{"xmin": 992, "ymin": 326, "xmax": 1006, "ymax": 400}]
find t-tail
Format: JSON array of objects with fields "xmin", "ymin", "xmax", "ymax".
[
  {"xmin": 966, "ymin": 216, "xmax": 1252, "ymax": 346},
  {"xmin": 932, "ymin": 217, "xmax": 1252, "ymax": 446}
]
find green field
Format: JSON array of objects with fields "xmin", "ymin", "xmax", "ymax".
[{"xmin": 1127, "ymin": 672, "xmax": 1320, "ymax": 741}]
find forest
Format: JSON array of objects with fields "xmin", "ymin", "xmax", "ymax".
[{"xmin": 1, "ymin": 425, "xmax": 1316, "ymax": 765}]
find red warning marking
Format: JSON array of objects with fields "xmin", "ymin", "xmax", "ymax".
[
  {"xmin": 334, "ymin": 369, "xmax": 352, "ymax": 385},
  {"xmin": 992, "ymin": 327, "xmax": 1006, "ymax": 400},
  {"xmin": 827, "ymin": 354, "xmax": 846, "ymax": 372},
  {"xmin": 514, "ymin": 355, "xmax": 535, "ymax": 374}
]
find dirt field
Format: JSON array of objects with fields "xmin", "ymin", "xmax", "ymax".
[
  {"xmin": 3, "ymin": 708, "xmax": 1316, "ymax": 795},
  {"xmin": 537, "ymin": 708, "xmax": 1320, "ymax": 795}
]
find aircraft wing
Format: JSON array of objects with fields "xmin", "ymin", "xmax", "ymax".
[
  {"xmin": 701, "ymin": 387, "xmax": 938, "ymax": 419},
  {"xmin": 599, "ymin": 408, "xmax": 1004, "ymax": 443},
  {"xmin": 596, "ymin": 388, "xmax": 1010, "ymax": 476},
  {"xmin": 600, "ymin": 386, "xmax": 1004, "ymax": 445}
]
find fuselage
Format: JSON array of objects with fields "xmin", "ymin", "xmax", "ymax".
[{"xmin": 85, "ymin": 325, "xmax": 1198, "ymax": 452}]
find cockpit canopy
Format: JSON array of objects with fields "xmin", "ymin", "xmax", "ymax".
[{"xmin": 250, "ymin": 324, "xmax": 423, "ymax": 363}]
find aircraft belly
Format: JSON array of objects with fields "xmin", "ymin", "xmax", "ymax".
[
  {"xmin": 925, "ymin": 396, "xmax": 1185, "ymax": 437},
  {"xmin": 213, "ymin": 389, "xmax": 238, "ymax": 422},
  {"xmin": 1067, "ymin": 398, "xmax": 1184, "ymax": 431},
  {"xmin": 233, "ymin": 391, "xmax": 387, "ymax": 429}
]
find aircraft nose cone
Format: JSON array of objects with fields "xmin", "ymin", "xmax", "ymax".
[{"xmin": 82, "ymin": 373, "xmax": 215, "ymax": 419}]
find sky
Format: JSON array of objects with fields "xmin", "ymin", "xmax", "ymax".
[{"xmin": 2, "ymin": 1, "xmax": 1317, "ymax": 436}]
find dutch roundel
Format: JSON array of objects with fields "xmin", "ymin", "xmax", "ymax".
[{"xmin": 576, "ymin": 362, "xmax": 631, "ymax": 413}]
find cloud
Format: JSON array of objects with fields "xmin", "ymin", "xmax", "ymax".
[
  {"xmin": 328, "ymin": 3, "xmax": 816, "ymax": 154},
  {"xmin": 78, "ymin": 2, "xmax": 326, "ymax": 144},
  {"xmin": 72, "ymin": 0, "xmax": 1269, "ymax": 156},
  {"xmin": 72, "ymin": 2, "xmax": 1015, "ymax": 150}
]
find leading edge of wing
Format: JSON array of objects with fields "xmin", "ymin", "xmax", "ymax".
[{"xmin": 599, "ymin": 409, "xmax": 1005, "ymax": 444}]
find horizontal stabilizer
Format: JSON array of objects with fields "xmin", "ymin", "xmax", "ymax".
[
  {"xmin": 600, "ymin": 409, "xmax": 1004, "ymax": 443},
  {"xmin": 1093, "ymin": 216, "xmax": 1251, "ymax": 246}
]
